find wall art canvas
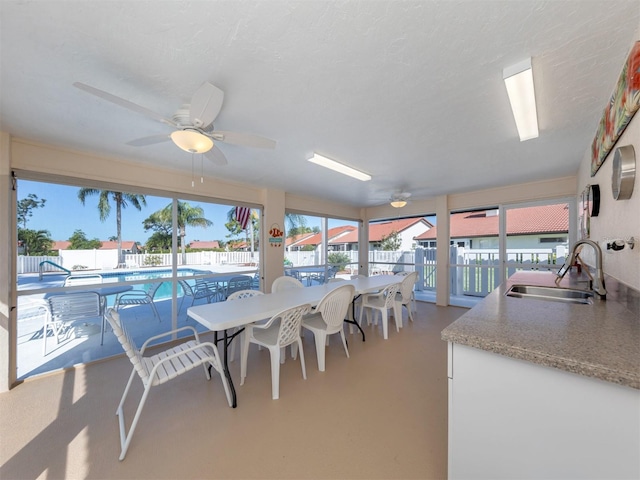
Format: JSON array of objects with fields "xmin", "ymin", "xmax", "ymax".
[{"xmin": 591, "ymin": 41, "xmax": 640, "ymax": 176}]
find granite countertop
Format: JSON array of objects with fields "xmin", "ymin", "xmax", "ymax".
[{"xmin": 441, "ymin": 271, "xmax": 640, "ymax": 389}]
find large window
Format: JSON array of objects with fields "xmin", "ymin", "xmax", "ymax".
[
  {"xmin": 368, "ymin": 216, "xmax": 435, "ymax": 280},
  {"xmin": 283, "ymin": 213, "xmax": 358, "ymax": 286},
  {"xmin": 448, "ymin": 200, "xmax": 572, "ymax": 307},
  {"xmin": 15, "ymin": 178, "xmax": 260, "ymax": 379}
]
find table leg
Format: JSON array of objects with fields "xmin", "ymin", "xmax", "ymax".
[
  {"xmin": 210, "ymin": 330, "xmax": 237, "ymax": 407},
  {"xmin": 345, "ymin": 299, "xmax": 365, "ymax": 342},
  {"xmin": 223, "ymin": 329, "xmax": 237, "ymax": 408}
]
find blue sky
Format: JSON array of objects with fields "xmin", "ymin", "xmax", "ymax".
[
  {"xmin": 18, "ymin": 180, "xmax": 251, "ymax": 244},
  {"xmin": 17, "ymin": 180, "xmax": 352, "ymax": 245}
]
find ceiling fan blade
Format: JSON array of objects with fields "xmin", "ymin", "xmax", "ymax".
[
  {"xmin": 73, "ymin": 82, "xmax": 177, "ymax": 127},
  {"xmin": 210, "ymin": 131, "xmax": 276, "ymax": 149},
  {"xmin": 190, "ymin": 82, "xmax": 224, "ymax": 128},
  {"xmin": 126, "ymin": 134, "xmax": 171, "ymax": 147},
  {"xmin": 204, "ymin": 146, "xmax": 228, "ymax": 166}
]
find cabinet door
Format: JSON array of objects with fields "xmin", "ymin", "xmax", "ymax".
[{"xmin": 448, "ymin": 343, "xmax": 640, "ymax": 479}]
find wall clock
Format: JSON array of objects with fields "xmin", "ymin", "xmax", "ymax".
[{"xmin": 612, "ymin": 145, "xmax": 636, "ymax": 200}]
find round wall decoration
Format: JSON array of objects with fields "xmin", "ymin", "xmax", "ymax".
[
  {"xmin": 611, "ymin": 145, "xmax": 636, "ymax": 200},
  {"xmin": 586, "ymin": 184, "xmax": 600, "ymax": 217}
]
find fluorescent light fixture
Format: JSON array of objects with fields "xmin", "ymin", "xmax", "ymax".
[
  {"xmin": 308, "ymin": 153, "xmax": 371, "ymax": 181},
  {"xmin": 503, "ymin": 58, "xmax": 539, "ymax": 141},
  {"xmin": 390, "ymin": 200, "xmax": 407, "ymax": 208},
  {"xmin": 171, "ymin": 129, "xmax": 214, "ymax": 153}
]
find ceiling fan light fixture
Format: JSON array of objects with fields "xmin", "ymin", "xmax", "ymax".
[
  {"xmin": 308, "ymin": 153, "xmax": 371, "ymax": 181},
  {"xmin": 390, "ymin": 192, "xmax": 411, "ymax": 208},
  {"xmin": 170, "ymin": 129, "xmax": 214, "ymax": 153},
  {"xmin": 390, "ymin": 199, "xmax": 407, "ymax": 208},
  {"xmin": 503, "ymin": 58, "xmax": 539, "ymax": 142}
]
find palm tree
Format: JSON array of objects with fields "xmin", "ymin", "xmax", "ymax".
[
  {"xmin": 18, "ymin": 228, "xmax": 53, "ymax": 256},
  {"xmin": 161, "ymin": 201, "xmax": 213, "ymax": 264},
  {"xmin": 78, "ymin": 189, "xmax": 147, "ymax": 265}
]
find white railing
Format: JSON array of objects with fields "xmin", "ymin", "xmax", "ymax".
[
  {"xmin": 18, "ymin": 255, "xmax": 63, "ymax": 274},
  {"xmin": 18, "ymin": 246, "xmax": 566, "ymax": 300}
]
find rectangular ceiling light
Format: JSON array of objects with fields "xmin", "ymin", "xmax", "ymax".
[
  {"xmin": 503, "ymin": 58, "xmax": 539, "ymax": 141},
  {"xmin": 308, "ymin": 153, "xmax": 371, "ymax": 181}
]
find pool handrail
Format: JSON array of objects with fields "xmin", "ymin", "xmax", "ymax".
[{"xmin": 39, "ymin": 260, "xmax": 71, "ymax": 280}]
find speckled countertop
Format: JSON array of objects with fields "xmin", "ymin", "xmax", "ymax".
[{"xmin": 441, "ymin": 271, "xmax": 640, "ymax": 389}]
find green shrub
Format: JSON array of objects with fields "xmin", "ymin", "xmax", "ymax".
[
  {"xmin": 328, "ymin": 252, "xmax": 351, "ymax": 271},
  {"xmin": 143, "ymin": 255, "xmax": 163, "ymax": 267}
]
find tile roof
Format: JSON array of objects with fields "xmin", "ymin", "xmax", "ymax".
[
  {"xmin": 415, "ymin": 204, "xmax": 569, "ymax": 240},
  {"xmin": 285, "ymin": 232, "xmax": 317, "ymax": 247},
  {"xmin": 333, "ymin": 218, "xmax": 433, "ymax": 244},
  {"xmin": 294, "ymin": 226, "xmax": 357, "ymax": 246},
  {"xmin": 188, "ymin": 240, "xmax": 220, "ymax": 249},
  {"xmin": 98, "ymin": 241, "xmax": 138, "ymax": 250}
]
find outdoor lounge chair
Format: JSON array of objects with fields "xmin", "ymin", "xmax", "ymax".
[
  {"xmin": 105, "ymin": 308, "xmax": 232, "ymax": 460},
  {"xmin": 114, "ymin": 281, "xmax": 162, "ymax": 321},
  {"xmin": 224, "ymin": 275, "xmax": 254, "ymax": 299},
  {"xmin": 44, "ymin": 291, "xmax": 103, "ymax": 355},
  {"xmin": 177, "ymin": 278, "xmax": 219, "ymax": 311},
  {"xmin": 63, "ymin": 273, "xmax": 103, "ymax": 286}
]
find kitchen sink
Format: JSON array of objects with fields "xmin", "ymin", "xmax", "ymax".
[{"xmin": 505, "ymin": 284, "xmax": 594, "ymax": 305}]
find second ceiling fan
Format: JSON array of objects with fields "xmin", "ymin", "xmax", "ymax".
[{"xmin": 73, "ymin": 81, "xmax": 276, "ymax": 166}]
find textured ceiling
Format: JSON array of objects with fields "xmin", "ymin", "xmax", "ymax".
[{"xmin": 1, "ymin": 1, "xmax": 638, "ymax": 208}]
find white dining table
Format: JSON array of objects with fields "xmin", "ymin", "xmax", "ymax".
[{"xmin": 187, "ymin": 274, "xmax": 400, "ymax": 407}]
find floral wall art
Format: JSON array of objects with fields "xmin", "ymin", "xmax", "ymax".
[{"xmin": 591, "ymin": 41, "xmax": 640, "ymax": 176}]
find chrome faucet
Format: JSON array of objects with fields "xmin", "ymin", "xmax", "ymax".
[{"xmin": 557, "ymin": 239, "xmax": 606, "ymax": 298}]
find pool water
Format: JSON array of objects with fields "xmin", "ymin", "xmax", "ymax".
[
  {"xmin": 101, "ymin": 268, "xmax": 209, "ymax": 283},
  {"xmin": 102, "ymin": 268, "xmax": 210, "ymax": 304}
]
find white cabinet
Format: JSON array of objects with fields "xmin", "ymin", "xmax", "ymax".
[{"xmin": 447, "ymin": 343, "xmax": 640, "ymax": 479}]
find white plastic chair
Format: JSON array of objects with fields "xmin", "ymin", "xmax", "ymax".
[
  {"xmin": 105, "ymin": 308, "xmax": 232, "ymax": 460},
  {"xmin": 114, "ymin": 281, "xmax": 162, "ymax": 321},
  {"xmin": 358, "ymin": 283, "xmax": 402, "ymax": 340},
  {"xmin": 44, "ymin": 291, "xmax": 103, "ymax": 355},
  {"xmin": 226, "ymin": 289, "xmax": 264, "ymax": 361},
  {"xmin": 395, "ymin": 271, "xmax": 418, "ymax": 324},
  {"xmin": 302, "ymin": 284, "xmax": 355, "ymax": 371},
  {"xmin": 240, "ymin": 303, "xmax": 311, "ymax": 400},
  {"xmin": 271, "ymin": 275, "xmax": 304, "ymax": 292}
]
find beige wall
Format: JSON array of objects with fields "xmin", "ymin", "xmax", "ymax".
[{"xmin": 576, "ymin": 43, "xmax": 640, "ymax": 289}]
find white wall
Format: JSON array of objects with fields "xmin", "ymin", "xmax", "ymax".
[{"xmin": 576, "ymin": 34, "xmax": 640, "ymax": 290}]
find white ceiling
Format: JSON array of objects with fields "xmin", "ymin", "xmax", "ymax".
[{"xmin": 1, "ymin": 1, "xmax": 638, "ymax": 208}]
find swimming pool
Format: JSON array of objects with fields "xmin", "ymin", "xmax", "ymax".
[
  {"xmin": 100, "ymin": 268, "xmax": 210, "ymax": 283},
  {"xmin": 101, "ymin": 268, "xmax": 211, "ymax": 303}
]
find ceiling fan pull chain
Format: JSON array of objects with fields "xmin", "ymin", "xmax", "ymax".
[
  {"xmin": 191, "ymin": 152, "xmax": 195, "ymax": 188},
  {"xmin": 200, "ymin": 153, "xmax": 204, "ymax": 183}
]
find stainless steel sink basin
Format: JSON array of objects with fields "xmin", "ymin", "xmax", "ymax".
[{"xmin": 506, "ymin": 285, "xmax": 594, "ymax": 305}]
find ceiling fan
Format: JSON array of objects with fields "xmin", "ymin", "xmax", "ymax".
[
  {"xmin": 390, "ymin": 192, "xmax": 411, "ymax": 208},
  {"xmin": 73, "ymin": 81, "xmax": 276, "ymax": 166}
]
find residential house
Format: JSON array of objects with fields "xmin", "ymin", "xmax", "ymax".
[
  {"xmin": 414, "ymin": 204, "xmax": 569, "ymax": 249},
  {"xmin": 284, "ymin": 232, "xmax": 317, "ymax": 251},
  {"xmin": 332, "ymin": 218, "xmax": 433, "ymax": 251},
  {"xmin": 286, "ymin": 228, "xmax": 354, "ymax": 251},
  {"xmin": 188, "ymin": 240, "xmax": 221, "ymax": 250},
  {"xmin": 50, "ymin": 240, "xmax": 140, "ymax": 253}
]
